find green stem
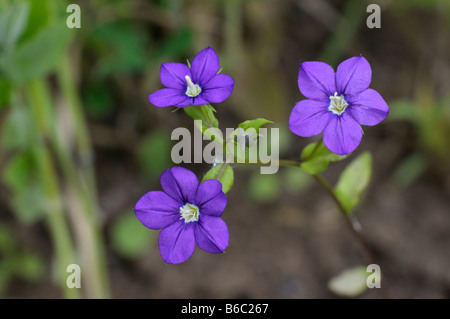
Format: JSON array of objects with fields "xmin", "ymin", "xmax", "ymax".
[
  {"xmin": 312, "ymin": 174, "xmax": 376, "ymax": 265},
  {"xmin": 58, "ymin": 53, "xmax": 97, "ymax": 198},
  {"xmin": 57, "ymin": 54, "xmax": 109, "ymax": 298},
  {"xmin": 27, "ymin": 81, "xmax": 80, "ymax": 299},
  {"xmin": 241, "ymin": 157, "xmax": 378, "ymax": 266},
  {"xmin": 29, "ymin": 78, "xmax": 109, "ymax": 298},
  {"xmin": 272, "ymin": 157, "xmax": 377, "ymax": 264},
  {"xmin": 224, "ymin": 0, "xmax": 243, "ymax": 63},
  {"xmin": 237, "ymin": 159, "xmax": 301, "ymax": 168},
  {"xmin": 216, "ymin": 162, "xmax": 229, "ymax": 181}
]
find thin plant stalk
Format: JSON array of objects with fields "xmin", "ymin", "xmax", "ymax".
[
  {"xmin": 26, "ymin": 80, "xmax": 80, "ymax": 299},
  {"xmin": 28, "ymin": 78, "xmax": 109, "ymax": 298},
  {"xmin": 57, "ymin": 53, "xmax": 109, "ymax": 298}
]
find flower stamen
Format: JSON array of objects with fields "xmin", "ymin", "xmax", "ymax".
[
  {"xmin": 179, "ymin": 203, "xmax": 200, "ymax": 223},
  {"xmin": 328, "ymin": 92, "xmax": 348, "ymax": 115},
  {"xmin": 185, "ymin": 75, "xmax": 202, "ymax": 97}
]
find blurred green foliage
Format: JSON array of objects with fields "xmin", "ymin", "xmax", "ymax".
[
  {"xmin": 2, "ymin": 151, "xmax": 46, "ymax": 223},
  {"xmin": 282, "ymin": 167, "xmax": 311, "ymax": 194},
  {"xmin": 0, "ymin": 0, "xmax": 448, "ymax": 299},
  {"xmin": 137, "ymin": 129, "xmax": 173, "ymax": 180},
  {"xmin": 390, "ymin": 94, "xmax": 450, "ymax": 186},
  {"xmin": 89, "ymin": 23, "xmax": 149, "ymax": 77},
  {"xmin": 1, "ymin": 104, "xmax": 33, "ymax": 150},
  {"xmin": 0, "ymin": 1, "xmax": 29, "ymax": 52},
  {"xmin": 0, "ymin": 0, "xmax": 70, "ymax": 85},
  {"xmin": 3, "ymin": 23, "xmax": 72, "ymax": 84},
  {"xmin": 328, "ymin": 266, "xmax": 369, "ymax": 297},
  {"xmin": 110, "ymin": 212, "xmax": 157, "ymax": 259},
  {"xmin": 320, "ymin": 0, "xmax": 366, "ymax": 66},
  {"xmin": 1, "ymin": 0, "xmax": 104, "ymax": 298},
  {"xmin": 0, "ymin": 225, "xmax": 44, "ymax": 296},
  {"xmin": 247, "ymin": 173, "xmax": 281, "ymax": 203}
]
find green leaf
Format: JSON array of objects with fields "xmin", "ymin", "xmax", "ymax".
[
  {"xmin": 202, "ymin": 163, "xmax": 234, "ymax": 194},
  {"xmin": 3, "ymin": 153, "xmax": 33, "ymax": 191},
  {"xmin": 0, "ymin": 77, "xmax": 12, "ymax": 108},
  {"xmin": 300, "ymin": 142, "xmax": 349, "ymax": 175},
  {"xmin": 184, "ymin": 104, "xmax": 219, "ymax": 128},
  {"xmin": 110, "ymin": 212, "xmax": 156, "ymax": 259},
  {"xmin": 3, "ymin": 23, "xmax": 72, "ymax": 84},
  {"xmin": 3, "ymin": 153, "xmax": 46, "ymax": 224},
  {"xmin": 334, "ymin": 152, "xmax": 372, "ymax": 214},
  {"xmin": 1, "ymin": 104, "xmax": 34, "ymax": 150},
  {"xmin": 229, "ymin": 117, "xmax": 271, "ymax": 146},
  {"xmin": 0, "ymin": 1, "xmax": 30, "ymax": 51},
  {"xmin": 225, "ymin": 118, "xmax": 273, "ymax": 162},
  {"xmin": 184, "ymin": 105, "xmax": 222, "ymax": 143},
  {"xmin": 238, "ymin": 118, "xmax": 273, "ymax": 134},
  {"xmin": 19, "ymin": 0, "xmax": 52, "ymax": 42},
  {"xmin": 9, "ymin": 184, "xmax": 46, "ymax": 224},
  {"xmin": 328, "ymin": 266, "xmax": 368, "ymax": 297}
]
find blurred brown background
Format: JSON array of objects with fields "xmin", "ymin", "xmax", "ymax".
[{"xmin": 0, "ymin": 0, "xmax": 449, "ymax": 298}]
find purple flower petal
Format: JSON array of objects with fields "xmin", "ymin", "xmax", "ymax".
[
  {"xmin": 347, "ymin": 89, "xmax": 389, "ymax": 126},
  {"xmin": 323, "ymin": 114, "xmax": 363, "ymax": 155},
  {"xmin": 298, "ymin": 61, "xmax": 336, "ymax": 100},
  {"xmin": 160, "ymin": 63, "xmax": 191, "ymax": 89},
  {"xmin": 201, "ymin": 74, "xmax": 234, "ymax": 104},
  {"xmin": 172, "ymin": 95, "xmax": 209, "ymax": 107},
  {"xmin": 191, "ymin": 95, "xmax": 210, "ymax": 106},
  {"xmin": 148, "ymin": 88, "xmax": 189, "ymax": 107},
  {"xmin": 175, "ymin": 99, "xmax": 192, "ymax": 107},
  {"xmin": 160, "ymin": 167, "xmax": 199, "ymax": 204},
  {"xmin": 336, "ymin": 56, "xmax": 371, "ymax": 96},
  {"xmin": 195, "ymin": 179, "xmax": 227, "ymax": 216},
  {"xmin": 135, "ymin": 191, "xmax": 181, "ymax": 230},
  {"xmin": 195, "ymin": 215, "xmax": 229, "ymax": 253},
  {"xmin": 159, "ymin": 220, "xmax": 195, "ymax": 264},
  {"xmin": 289, "ymin": 99, "xmax": 333, "ymax": 137},
  {"xmin": 191, "ymin": 47, "xmax": 220, "ymax": 85}
]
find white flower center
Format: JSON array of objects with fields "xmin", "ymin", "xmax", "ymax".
[
  {"xmin": 185, "ymin": 75, "xmax": 202, "ymax": 97},
  {"xmin": 179, "ymin": 203, "xmax": 199, "ymax": 223},
  {"xmin": 328, "ymin": 92, "xmax": 348, "ymax": 115}
]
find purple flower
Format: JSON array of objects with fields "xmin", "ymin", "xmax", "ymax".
[
  {"xmin": 149, "ymin": 47, "xmax": 235, "ymax": 108},
  {"xmin": 289, "ymin": 56, "xmax": 389, "ymax": 155},
  {"xmin": 135, "ymin": 167, "xmax": 228, "ymax": 264}
]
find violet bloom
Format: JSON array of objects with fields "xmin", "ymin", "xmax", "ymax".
[
  {"xmin": 135, "ymin": 167, "xmax": 228, "ymax": 264},
  {"xmin": 289, "ymin": 56, "xmax": 389, "ymax": 155},
  {"xmin": 149, "ymin": 47, "xmax": 234, "ymax": 108}
]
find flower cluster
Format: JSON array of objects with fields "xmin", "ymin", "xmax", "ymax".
[
  {"xmin": 138, "ymin": 47, "xmax": 233, "ymax": 264},
  {"xmin": 136, "ymin": 47, "xmax": 389, "ymax": 264}
]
